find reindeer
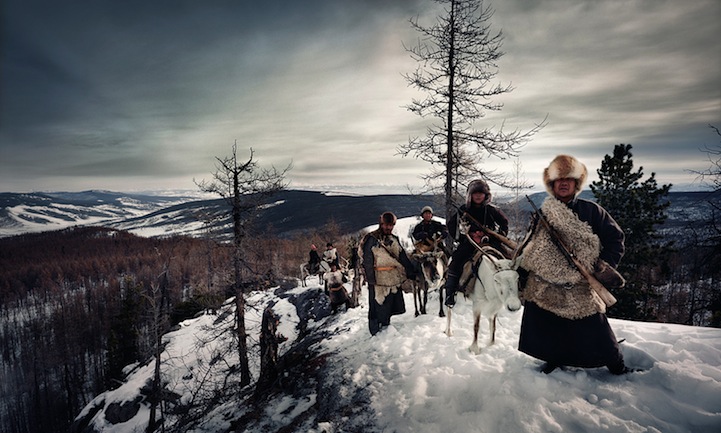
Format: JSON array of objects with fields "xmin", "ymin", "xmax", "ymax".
[
  {"xmin": 300, "ymin": 257, "xmax": 351, "ymax": 288},
  {"xmin": 411, "ymin": 235, "xmax": 448, "ymax": 317},
  {"xmin": 300, "ymin": 261, "xmax": 328, "ymax": 287},
  {"xmin": 444, "ymin": 246, "xmax": 522, "ymax": 355}
]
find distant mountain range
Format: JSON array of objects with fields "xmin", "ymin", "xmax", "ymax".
[{"xmin": 1, "ymin": 189, "xmax": 718, "ymax": 240}]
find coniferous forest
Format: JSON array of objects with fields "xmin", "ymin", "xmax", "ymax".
[{"xmin": 0, "ymin": 225, "xmax": 349, "ymax": 433}]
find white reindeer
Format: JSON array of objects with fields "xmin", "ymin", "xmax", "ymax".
[
  {"xmin": 300, "ymin": 261, "xmax": 329, "ymax": 287},
  {"xmin": 444, "ymin": 247, "xmax": 522, "ymax": 355}
]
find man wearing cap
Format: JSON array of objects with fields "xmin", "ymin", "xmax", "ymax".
[
  {"xmin": 444, "ymin": 179, "xmax": 509, "ymax": 308},
  {"xmin": 359, "ymin": 211, "xmax": 417, "ymax": 335},
  {"xmin": 517, "ymin": 154, "xmax": 631, "ymax": 374},
  {"xmin": 412, "ymin": 206, "xmax": 449, "ymax": 244}
]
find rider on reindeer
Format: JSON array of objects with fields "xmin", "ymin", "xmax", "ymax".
[
  {"xmin": 444, "ymin": 179, "xmax": 509, "ymax": 308},
  {"xmin": 412, "ymin": 206, "xmax": 450, "ymax": 280}
]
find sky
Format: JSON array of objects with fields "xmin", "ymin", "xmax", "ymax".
[
  {"xmin": 1, "ymin": 0, "xmax": 720, "ymax": 195},
  {"xmin": 74, "ymin": 217, "xmax": 721, "ymax": 432}
]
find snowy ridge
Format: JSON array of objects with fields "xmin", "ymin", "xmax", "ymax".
[
  {"xmin": 70, "ymin": 217, "xmax": 721, "ymax": 433},
  {"xmin": 72, "ymin": 277, "xmax": 721, "ymax": 432}
]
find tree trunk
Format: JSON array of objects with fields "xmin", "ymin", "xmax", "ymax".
[{"xmin": 254, "ymin": 307, "xmax": 279, "ymax": 399}]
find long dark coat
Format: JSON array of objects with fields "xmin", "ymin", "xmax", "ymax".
[
  {"xmin": 361, "ymin": 228, "xmax": 416, "ymax": 335},
  {"xmin": 518, "ymin": 196, "xmax": 626, "ymax": 372}
]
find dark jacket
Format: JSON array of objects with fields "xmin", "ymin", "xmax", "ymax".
[
  {"xmin": 448, "ymin": 203, "xmax": 509, "ymax": 240},
  {"xmin": 309, "ymin": 250, "xmax": 321, "ymax": 265},
  {"xmin": 412, "ymin": 219, "xmax": 448, "ymax": 242},
  {"xmin": 447, "ymin": 203, "xmax": 509, "ymax": 273},
  {"xmin": 565, "ymin": 197, "xmax": 624, "ymax": 267}
]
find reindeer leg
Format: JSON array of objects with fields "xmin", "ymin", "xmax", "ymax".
[
  {"xmin": 489, "ymin": 314, "xmax": 497, "ymax": 346},
  {"xmin": 413, "ymin": 282, "xmax": 421, "ymax": 317},
  {"xmin": 438, "ymin": 281, "xmax": 445, "ymax": 317},
  {"xmin": 422, "ymin": 279, "xmax": 428, "ymax": 315},
  {"xmin": 444, "ymin": 308, "xmax": 453, "ymax": 337},
  {"xmin": 469, "ymin": 311, "xmax": 481, "ymax": 355},
  {"xmin": 420, "ymin": 273, "xmax": 428, "ymax": 315}
]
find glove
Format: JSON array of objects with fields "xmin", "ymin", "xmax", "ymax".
[{"xmin": 459, "ymin": 219, "xmax": 471, "ymax": 235}]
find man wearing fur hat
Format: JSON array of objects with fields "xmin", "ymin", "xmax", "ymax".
[
  {"xmin": 444, "ymin": 179, "xmax": 509, "ymax": 307},
  {"xmin": 360, "ymin": 211, "xmax": 417, "ymax": 335},
  {"xmin": 517, "ymin": 154, "xmax": 630, "ymax": 374}
]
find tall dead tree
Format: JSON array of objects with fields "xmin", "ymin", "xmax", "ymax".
[
  {"xmin": 400, "ymin": 0, "xmax": 545, "ymax": 219},
  {"xmin": 197, "ymin": 143, "xmax": 290, "ymax": 387}
]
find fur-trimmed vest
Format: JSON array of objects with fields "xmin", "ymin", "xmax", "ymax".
[
  {"xmin": 520, "ymin": 197, "xmax": 606, "ymax": 319},
  {"xmin": 360, "ymin": 229, "xmax": 409, "ymax": 305}
]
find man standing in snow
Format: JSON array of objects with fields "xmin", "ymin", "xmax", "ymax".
[
  {"xmin": 517, "ymin": 154, "xmax": 630, "ymax": 374},
  {"xmin": 360, "ymin": 211, "xmax": 417, "ymax": 335}
]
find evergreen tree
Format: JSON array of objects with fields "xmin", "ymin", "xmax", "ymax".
[{"xmin": 590, "ymin": 144, "xmax": 672, "ymax": 320}]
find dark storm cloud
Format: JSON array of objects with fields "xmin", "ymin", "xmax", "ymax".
[{"xmin": 0, "ymin": 0, "xmax": 718, "ymax": 193}]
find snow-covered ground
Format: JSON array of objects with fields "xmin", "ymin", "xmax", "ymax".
[
  {"xmin": 76, "ymin": 280, "xmax": 721, "ymax": 433},
  {"xmin": 72, "ymin": 217, "xmax": 721, "ymax": 433}
]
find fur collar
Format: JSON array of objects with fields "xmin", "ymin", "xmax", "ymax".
[{"xmin": 520, "ymin": 197, "xmax": 605, "ymax": 319}]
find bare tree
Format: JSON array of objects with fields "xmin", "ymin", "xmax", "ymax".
[
  {"xmin": 692, "ymin": 125, "xmax": 721, "ymax": 192},
  {"xmin": 399, "ymin": 0, "xmax": 545, "ymax": 219},
  {"xmin": 689, "ymin": 124, "xmax": 721, "ymax": 326},
  {"xmin": 506, "ymin": 158, "xmax": 533, "ymax": 240},
  {"xmin": 196, "ymin": 143, "xmax": 290, "ymax": 387}
]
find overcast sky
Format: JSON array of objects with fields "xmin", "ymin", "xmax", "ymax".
[{"xmin": 1, "ymin": 0, "xmax": 719, "ymax": 195}]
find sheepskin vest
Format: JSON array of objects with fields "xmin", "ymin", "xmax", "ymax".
[
  {"xmin": 371, "ymin": 238, "xmax": 407, "ymax": 303},
  {"xmin": 360, "ymin": 229, "xmax": 408, "ymax": 305},
  {"xmin": 521, "ymin": 197, "xmax": 606, "ymax": 319}
]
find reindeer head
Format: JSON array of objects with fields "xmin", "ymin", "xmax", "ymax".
[
  {"xmin": 493, "ymin": 261, "xmax": 522, "ymax": 312},
  {"xmin": 473, "ymin": 248, "xmax": 522, "ymax": 313}
]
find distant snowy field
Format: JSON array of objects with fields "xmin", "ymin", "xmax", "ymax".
[{"xmin": 74, "ymin": 217, "xmax": 721, "ymax": 433}]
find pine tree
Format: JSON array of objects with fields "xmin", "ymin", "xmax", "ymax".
[{"xmin": 590, "ymin": 144, "xmax": 672, "ymax": 320}]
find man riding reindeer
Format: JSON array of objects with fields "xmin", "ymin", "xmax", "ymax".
[
  {"xmin": 444, "ymin": 179, "xmax": 510, "ymax": 308},
  {"xmin": 412, "ymin": 206, "xmax": 450, "ymax": 280}
]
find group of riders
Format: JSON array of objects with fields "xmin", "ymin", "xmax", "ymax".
[
  {"xmin": 302, "ymin": 155, "xmax": 635, "ymax": 376},
  {"xmin": 305, "ymin": 178, "xmax": 509, "ymax": 311}
]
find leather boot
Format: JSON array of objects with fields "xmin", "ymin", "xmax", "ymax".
[{"xmin": 444, "ymin": 272, "xmax": 460, "ymax": 307}]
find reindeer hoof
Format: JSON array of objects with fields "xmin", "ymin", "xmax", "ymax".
[
  {"xmin": 444, "ymin": 329, "xmax": 453, "ymax": 337},
  {"xmin": 469, "ymin": 344, "xmax": 481, "ymax": 355}
]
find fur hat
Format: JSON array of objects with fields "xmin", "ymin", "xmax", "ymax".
[
  {"xmin": 379, "ymin": 211, "xmax": 397, "ymax": 225},
  {"xmin": 421, "ymin": 206, "xmax": 433, "ymax": 215},
  {"xmin": 466, "ymin": 179, "xmax": 492, "ymax": 207},
  {"xmin": 543, "ymin": 155, "xmax": 588, "ymax": 197}
]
